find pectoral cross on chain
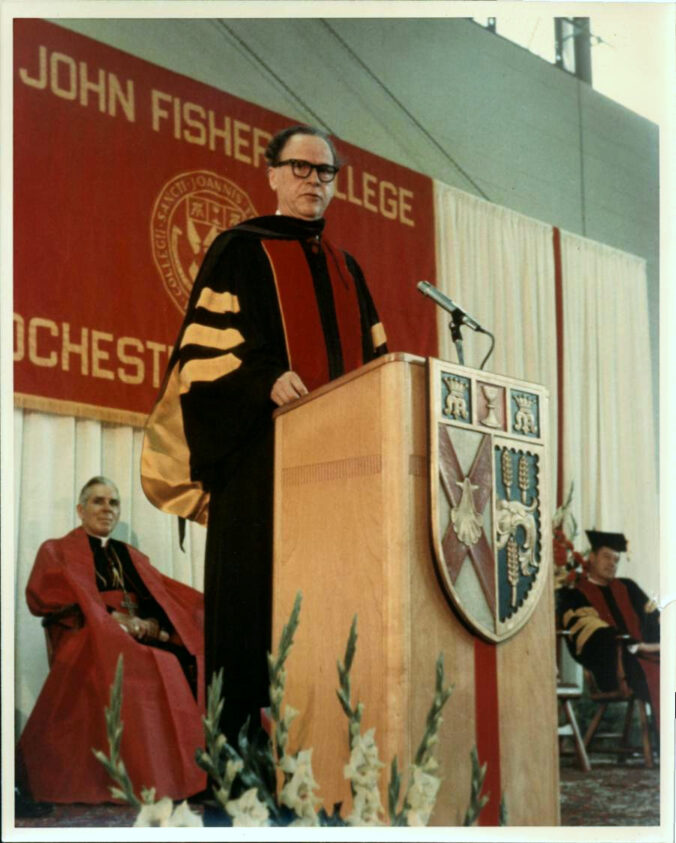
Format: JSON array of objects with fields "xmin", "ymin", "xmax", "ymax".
[
  {"xmin": 105, "ymin": 543, "xmax": 138, "ymax": 616},
  {"xmin": 121, "ymin": 593, "xmax": 138, "ymax": 615}
]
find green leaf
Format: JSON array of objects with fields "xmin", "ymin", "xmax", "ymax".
[
  {"xmin": 413, "ymin": 654, "xmax": 452, "ymax": 768},
  {"xmin": 499, "ymin": 792, "xmax": 508, "ymax": 826},
  {"xmin": 388, "ymin": 756, "xmax": 403, "ymax": 824},
  {"xmin": 463, "ymin": 746, "xmax": 489, "ymax": 826},
  {"xmin": 91, "ymin": 655, "xmax": 141, "ymax": 807}
]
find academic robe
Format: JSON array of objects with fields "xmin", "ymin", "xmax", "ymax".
[
  {"xmin": 141, "ymin": 214, "xmax": 387, "ymax": 741},
  {"xmin": 17, "ymin": 527, "xmax": 206, "ymax": 803},
  {"xmin": 559, "ymin": 575, "xmax": 660, "ymax": 728}
]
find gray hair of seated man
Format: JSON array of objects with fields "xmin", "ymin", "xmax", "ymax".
[{"xmin": 78, "ymin": 476, "xmax": 120, "ymax": 508}]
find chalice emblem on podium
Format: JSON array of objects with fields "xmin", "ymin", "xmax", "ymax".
[{"xmin": 479, "ymin": 384, "xmax": 501, "ymax": 428}]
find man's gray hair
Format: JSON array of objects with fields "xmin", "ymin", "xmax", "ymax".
[{"xmin": 78, "ymin": 476, "xmax": 119, "ymax": 507}]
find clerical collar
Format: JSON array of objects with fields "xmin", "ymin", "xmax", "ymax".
[{"xmin": 87, "ymin": 533, "xmax": 111, "ymax": 548}]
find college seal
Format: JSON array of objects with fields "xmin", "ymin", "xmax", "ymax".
[
  {"xmin": 428, "ymin": 358, "xmax": 551, "ymax": 643},
  {"xmin": 150, "ymin": 171, "xmax": 257, "ymax": 312}
]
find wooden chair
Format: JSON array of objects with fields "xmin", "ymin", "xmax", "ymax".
[
  {"xmin": 582, "ymin": 637, "xmax": 654, "ymax": 768},
  {"xmin": 556, "ymin": 630, "xmax": 591, "ymax": 771}
]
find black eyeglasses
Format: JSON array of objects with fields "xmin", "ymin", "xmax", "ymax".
[{"xmin": 272, "ymin": 158, "xmax": 340, "ymax": 183}]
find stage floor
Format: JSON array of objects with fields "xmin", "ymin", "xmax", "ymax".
[{"xmin": 558, "ymin": 753, "xmax": 660, "ymax": 827}]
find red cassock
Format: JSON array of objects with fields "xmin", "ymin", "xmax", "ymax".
[{"xmin": 17, "ymin": 527, "xmax": 206, "ymax": 803}]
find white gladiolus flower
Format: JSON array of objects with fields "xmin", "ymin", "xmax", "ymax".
[
  {"xmin": 133, "ymin": 797, "xmax": 202, "ymax": 827},
  {"xmin": 289, "ymin": 814, "xmax": 321, "ymax": 827},
  {"xmin": 226, "ymin": 787, "xmax": 270, "ymax": 827},
  {"xmin": 405, "ymin": 766, "xmax": 441, "ymax": 827},
  {"xmin": 343, "ymin": 728, "xmax": 385, "ymax": 789},
  {"xmin": 280, "ymin": 749, "xmax": 321, "ymax": 824},
  {"xmin": 283, "ymin": 704, "xmax": 299, "ymax": 728},
  {"xmin": 342, "ymin": 729, "xmax": 385, "ymax": 826},
  {"xmin": 134, "ymin": 797, "xmax": 174, "ymax": 826},
  {"xmin": 345, "ymin": 784, "xmax": 384, "ymax": 826},
  {"xmin": 169, "ymin": 800, "xmax": 203, "ymax": 827}
]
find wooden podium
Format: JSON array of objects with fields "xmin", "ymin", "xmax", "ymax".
[{"xmin": 272, "ymin": 353, "xmax": 559, "ymax": 826}]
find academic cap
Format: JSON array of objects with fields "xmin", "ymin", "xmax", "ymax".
[{"xmin": 585, "ymin": 529, "xmax": 627, "ymax": 553}]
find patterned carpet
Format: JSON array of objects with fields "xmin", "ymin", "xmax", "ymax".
[
  {"xmin": 559, "ymin": 754, "xmax": 660, "ymax": 826},
  {"xmin": 15, "ymin": 754, "xmax": 660, "ymax": 829}
]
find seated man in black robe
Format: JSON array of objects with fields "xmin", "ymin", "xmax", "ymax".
[{"xmin": 558, "ymin": 529, "xmax": 660, "ymax": 730}]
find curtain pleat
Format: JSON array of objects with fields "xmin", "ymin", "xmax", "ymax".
[
  {"xmin": 560, "ymin": 232, "xmax": 658, "ymax": 596},
  {"xmin": 434, "ymin": 182, "xmax": 559, "ymax": 502}
]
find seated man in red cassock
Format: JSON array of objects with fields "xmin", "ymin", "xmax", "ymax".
[
  {"xmin": 16, "ymin": 476, "xmax": 206, "ymax": 806},
  {"xmin": 559, "ymin": 529, "xmax": 660, "ymax": 731}
]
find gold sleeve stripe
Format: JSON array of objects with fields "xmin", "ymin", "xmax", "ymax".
[
  {"xmin": 645, "ymin": 599, "xmax": 658, "ymax": 613},
  {"xmin": 180, "ymin": 324, "xmax": 244, "ymax": 352},
  {"xmin": 371, "ymin": 322, "xmax": 387, "ymax": 348},
  {"xmin": 575, "ymin": 618, "xmax": 610, "ymax": 653},
  {"xmin": 568, "ymin": 616, "xmax": 610, "ymax": 654},
  {"xmin": 195, "ymin": 287, "xmax": 241, "ymax": 314},
  {"xmin": 179, "ymin": 353, "xmax": 241, "ymax": 394},
  {"xmin": 562, "ymin": 606, "xmax": 599, "ymax": 628}
]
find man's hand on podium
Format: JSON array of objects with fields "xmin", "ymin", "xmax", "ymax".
[{"xmin": 271, "ymin": 370, "xmax": 309, "ymax": 406}]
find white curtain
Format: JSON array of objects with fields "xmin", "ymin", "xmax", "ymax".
[
  {"xmin": 560, "ymin": 231, "xmax": 658, "ymax": 596},
  {"xmin": 434, "ymin": 182, "xmax": 559, "ymax": 502},
  {"xmin": 433, "ymin": 182, "xmax": 658, "ymax": 600},
  {"xmin": 13, "ymin": 408, "xmax": 206, "ymax": 737}
]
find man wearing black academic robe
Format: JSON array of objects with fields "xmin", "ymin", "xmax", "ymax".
[
  {"xmin": 144, "ymin": 207, "xmax": 387, "ymax": 742},
  {"xmin": 559, "ymin": 570, "xmax": 660, "ymax": 729},
  {"xmin": 143, "ymin": 127, "xmax": 388, "ymax": 741}
]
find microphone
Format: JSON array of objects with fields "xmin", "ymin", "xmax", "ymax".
[{"xmin": 417, "ymin": 281, "xmax": 483, "ymax": 332}]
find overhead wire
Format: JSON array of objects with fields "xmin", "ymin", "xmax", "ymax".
[
  {"xmin": 212, "ymin": 18, "xmax": 489, "ymax": 201},
  {"xmin": 319, "ymin": 19, "xmax": 491, "ymax": 201},
  {"xmin": 213, "ymin": 20, "xmax": 336, "ymax": 135}
]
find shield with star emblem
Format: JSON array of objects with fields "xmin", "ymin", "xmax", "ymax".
[{"xmin": 428, "ymin": 358, "xmax": 551, "ymax": 642}]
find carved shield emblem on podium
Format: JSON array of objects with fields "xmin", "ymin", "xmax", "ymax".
[{"xmin": 428, "ymin": 359, "xmax": 551, "ymax": 643}]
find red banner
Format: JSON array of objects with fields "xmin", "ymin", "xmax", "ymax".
[{"xmin": 14, "ymin": 19, "xmax": 437, "ymax": 424}]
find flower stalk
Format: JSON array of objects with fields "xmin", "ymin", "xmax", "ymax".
[
  {"xmin": 336, "ymin": 614, "xmax": 363, "ymax": 749},
  {"xmin": 462, "ymin": 746, "xmax": 489, "ymax": 826},
  {"xmin": 396, "ymin": 653, "xmax": 453, "ymax": 826},
  {"xmin": 268, "ymin": 591, "xmax": 302, "ymax": 768},
  {"xmin": 91, "ymin": 655, "xmax": 141, "ymax": 807},
  {"xmin": 337, "ymin": 616, "xmax": 385, "ymax": 825},
  {"xmin": 194, "ymin": 668, "xmax": 244, "ymax": 811}
]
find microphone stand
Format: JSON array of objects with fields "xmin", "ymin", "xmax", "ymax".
[
  {"xmin": 417, "ymin": 280, "xmax": 495, "ymax": 369},
  {"xmin": 449, "ymin": 311, "xmax": 465, "ymax": 366},
  {"xmin": 449, "ymin": 314, "xmax": 496, "ymax": 371}
]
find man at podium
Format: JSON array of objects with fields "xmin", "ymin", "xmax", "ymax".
[
  {"xmin": 148, "ymin": 125, "xmax": 388, "ymax": 742},
  {"xmin": 559, "ymin": 529, "xmax": 660, "ymax": 729}
]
